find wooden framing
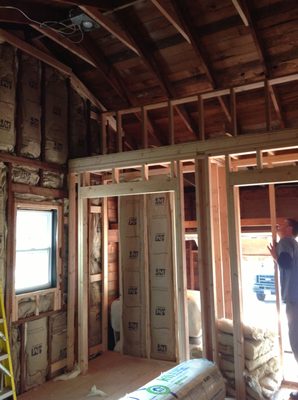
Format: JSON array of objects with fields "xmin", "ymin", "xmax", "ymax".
[{"xmin": 69, "ymin": 130, "xmax": 298, "ymax": 397}]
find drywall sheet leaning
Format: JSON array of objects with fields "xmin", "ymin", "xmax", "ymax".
[
  {"xmin": 120, "ymin": 196, "xmax": 146, "ymax": 357},
  {"xmin": 119, "ymin": 358, "xmax": 226, "ymax": 400},
  {"xmin": 0, "ymin": 44, "xmax": 16, "ymax": 152},
  {"xmin": 25, "ymin": 317, "xmax": 48, "ymax": 390},
  {"xmin": 147, "ymin": 193, "xmax": 176, "ymax": 361}
]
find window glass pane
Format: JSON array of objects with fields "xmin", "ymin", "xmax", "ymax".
[
  {"xmin": 15, "ymin": 209, "xmax": 54, "ymax": 293},
  {"xmin": 16, "ymin": 210, "xmax": 52, "ymax": 250},
  {"xmin": 15, "ymin": 250, "xmax": 51, "ymax": 292}
]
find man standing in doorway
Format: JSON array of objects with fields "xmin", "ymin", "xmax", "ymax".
[{"xmin": 268, "ymin": 218, "xmax": 298, "ymax": 399}]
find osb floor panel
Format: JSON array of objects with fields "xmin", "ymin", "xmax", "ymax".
[{"xmin": 18, "ymin": 351, "xmax": 176, "ymax": 400}]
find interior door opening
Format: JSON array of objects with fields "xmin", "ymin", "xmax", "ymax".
[{"xmin": 240, "ymin": 195, "xmax": 298, "ymax": 384}]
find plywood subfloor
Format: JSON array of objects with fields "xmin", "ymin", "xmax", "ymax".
[{"xmin": 18, "ymin": 351, "xmax": 176, "ymax": 400}]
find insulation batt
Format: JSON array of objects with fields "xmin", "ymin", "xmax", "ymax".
[{"xmin": 217, "ymin": 318, "xmax": 281, "ymax": 399}]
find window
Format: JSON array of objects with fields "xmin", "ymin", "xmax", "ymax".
[{"xmin": 15, "ymin": 207, "xmax": 58, "ymax": 294}]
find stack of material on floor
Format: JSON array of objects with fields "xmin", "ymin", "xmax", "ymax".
[
  {"xmin": 217, "ymin": 318, "xmax": 282, "ymax": 400},
  {"xmin": 119, "ymin": 359, "xmax": 226, "ymax": 400}
]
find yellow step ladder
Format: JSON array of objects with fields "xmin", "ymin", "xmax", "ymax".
[{"xmin": 0, "ymin": 288, "xmax": 16, "ymax": 400}]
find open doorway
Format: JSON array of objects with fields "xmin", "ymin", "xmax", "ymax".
[{"xmin": 239, "ymin": 185, "xmax": 298, "ymax": 384}]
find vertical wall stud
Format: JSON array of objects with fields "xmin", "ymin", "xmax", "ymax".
[
  {"xmin": 269, "ymin": 184, "xmax": 283, "ymax": 365},
  {"xmin": 102, "ymin": 196, "xmax": 109, "ymax": 351},
  {"xmin": 67, "ymin": 173, "xmax": 77, "ymax": 370},
  {"xmin": 77, "ymin": 173, "xmax": 89, "ymax": 373},
  {"xmin": 173, "ymin": 161, "xmax": 188, "ymax": 361},
  {"xmin": 225, "ymin": 155, "xmax": 245, "ymax": 399}
]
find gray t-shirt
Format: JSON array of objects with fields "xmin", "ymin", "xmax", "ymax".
[{"xmin": 277, "ymin": 236, "xmax": 298, "ymax": 303}]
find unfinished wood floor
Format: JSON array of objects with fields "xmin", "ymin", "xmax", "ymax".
[{"xmin": 18, "ymin": 351, "xmax": 176, "ymax": 400}]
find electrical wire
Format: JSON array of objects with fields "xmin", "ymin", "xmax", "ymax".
[{"xmin": 0, "ymin": 5, "xmax": 85, "ymax": 43}]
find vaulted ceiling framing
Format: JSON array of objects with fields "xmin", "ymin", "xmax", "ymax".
[{"xmin": 0, "ymin": 0, "xmax": 298, "ymax": 148}]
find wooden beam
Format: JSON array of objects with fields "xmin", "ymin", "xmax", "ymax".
[
  {"xmin": 29, "ymin": 23, "xmax": 98, "ymax": 68},
  {"xmin": 172, "ymin": 0, "xmax": 231, "ymax": 123},
  {"xmin": 150, "ymin": 0, "xmax": 191, "ymax": 43},
  {"xmin": 11, "ymin": 183, "xmax": 67, "ymax": 199},
  {"xmin": 69, "ymin": 128, "xmax": 298, "ymax": 174},
  {"xmin": 230, "ymin": 164, "xmax": 298, "ymax": 186},
  {"xmin": 79, "ymin": 5, "xmax": 140, "ymax": 56},
  {"xmin": 80, "ymin": 176, "xmax": 177, "ymax": 198},
  {"xmin": 236, "ymin": 0, "xmax": 285, "ymax": 128},
  {"xmin": 0, "ymin": 28, "xmax": 71, "ymax": 75},
  {"xmin": 231, "ymin": 0, "xmax": 249, "ymax": 26},
  {"xmin": 0, "ymin": 28, "xmax": 113, "ymax": 118},
  {"xmin": 115, "ymin": 7, "xmax": 197, "ymax": 138}
]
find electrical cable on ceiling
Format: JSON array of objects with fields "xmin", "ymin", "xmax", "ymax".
[{"xmin": 0, "ymin": 5, "xmax": 85, "ymax": 44}]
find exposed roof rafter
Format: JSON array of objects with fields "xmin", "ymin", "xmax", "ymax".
[
  {"xmin": 232, "ymin": 0, "xmax": 285, "ymax": 128},
  {"xmin": 115, "ymin": 6, "xmax": 198, "ymax": 138},
  {"xmin": 79, "ymin": 5, "xmax": 140, "ymax": 56},
  {"xmin": 171, "ymin": 0, "xmax": 232, "ymax": 123},
  {"xmin": 150, "ymin": 0, "xmax": 191, "ymax": 43}
]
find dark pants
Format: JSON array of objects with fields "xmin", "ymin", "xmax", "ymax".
[{"xmin": 286, "ymin": 302, "xmax": 298, "ymax": 362}]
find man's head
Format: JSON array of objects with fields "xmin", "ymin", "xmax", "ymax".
[{"xmin": 277, "ymin": 218, "xmax": 298, "ymax": 238}]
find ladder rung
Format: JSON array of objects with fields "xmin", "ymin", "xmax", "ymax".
[
  {"xmin": 0, "ymin": 388, "xmax": 13, "ymax": 400},
  {"xmin": 0, "ymin": 354, "xmax": 8, "ymax": 362},
  {"xmin": 0, "ymin": 364, "xmax": 11, "ymax": 378}
]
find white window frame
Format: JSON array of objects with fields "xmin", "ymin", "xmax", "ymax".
[{"xmin": 12, "ymin": 201, "xmax": 62, "ymax": 321}]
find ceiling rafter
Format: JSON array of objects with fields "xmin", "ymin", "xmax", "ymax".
[
  {"xmin": 29, "ymin": 23, "xmax": 98, "ymax": 68},
  {"xmin": 150, "ymin": 0, "xmax": 191, "ymax": 44},
  {"xmin": 232, "ymin": 0, "xmax": 285, "ymax": 128},
  {"xmin": 115, "ymin": 6, "xmax": 198, "ymax": 138},
  {"xmin": 82, "ymin": 35, "xmax": 163, "ymax": 146},
  {"xmin": 171, "ymin": 0, "xmax": 232, "ymax": 124},
  {"xmin": 79, "ymin": 5, "xmax": 140, "ymax": 56}
]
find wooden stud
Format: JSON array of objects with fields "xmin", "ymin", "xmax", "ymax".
[
  {"xmin": 5, "ymin": 163, "xmax": 15, "ymax": 327},
  {"xmin": 173, "ymin": 161, "xmax": 188, "ymax": 361},
  {"xmin": 198, "ymin": 95, "xmax": 205, "ymax": 141},
  {"xmin": 269, "ymin": 184, "xmax": 284, "ymax": 366},
  {"xmin": 77, "ymin": 174, "xmax": 89, "ymax": 374},
  {"xmin": 211, "ymin": 162, "xmax": 224, "ymax": 318},
  {"xmin": 256, "ymin": 149, "xmax": 263, "ymax": 169},
  {"xmin": 225, "ymin": 155, "xmax": 246, "ymax": 399},
  {"xmin": 168, "ymin": 100, "xmax": 174, "ymax": 145},
  {"xmin": 218, "ymin": 165, "xmax": 232, "ymax": 318},
  {"xmin": 196, "ymin": 157, "xmax": 218, "ymax": 361},
  {"xmin": 102, "ymin": 196, "xmax": 109, "ymax": 351}
]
